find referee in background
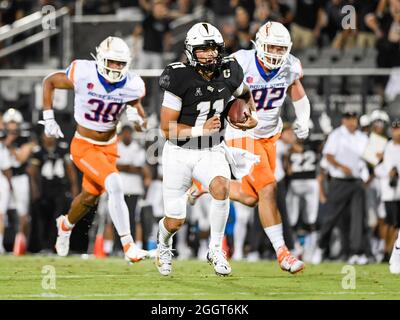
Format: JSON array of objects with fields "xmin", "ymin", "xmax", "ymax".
[{"xmin": 312, "ymin": 111, "xmax": 370, "ymax": 265}]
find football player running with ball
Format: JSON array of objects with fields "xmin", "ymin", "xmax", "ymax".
[
  {"xmin": 40, "ymin": 36, "xmax": 148, "ymax": 263},
  {"xmin": 225, "ymin": 22, "xmax": 310, "ymax": 274},
  {"xmin": 156, "ymin": 22, "xmax": 258, "ymax": 276}
]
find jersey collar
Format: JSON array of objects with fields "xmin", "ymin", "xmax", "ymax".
[
  {"xmin": 97, "ymin": 71, "xmax": 127, "ymax": 93},
  {"xmin": 255, "ymin": 53, "xmax": 280, "ymax": 83}
]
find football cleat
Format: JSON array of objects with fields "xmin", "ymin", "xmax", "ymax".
[
  {"xmin": 277, "ymin": 245, "xmax": 305, "ymax": 274},
  {"xmin": 155, "ymin": 243, "xmax": 174, "ymax": 276},
  {"xmin": 389, "ymin": 242, "xmax": 400, "ymax": 274},
  {"xmin": 207, "ymin": 248, "xmax": 232, "ymax": 276},
  {"xmin": 55, "ymin": 215, "xmax": 71, "ymax": 257},
  {"xmin": 187, "ymin": 181, "xmax": 208, "ymax": 206},
  {"xmin": 123, "ymin": 242, "xmax": 148, "ymax": 263}
]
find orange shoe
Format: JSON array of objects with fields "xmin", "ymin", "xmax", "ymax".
[
  {"xmin": 277, "ymin": 245, "xmax": 305, "ymax": 274},
  {"xmin": 187, "ymin": 179, "xmax": 208, "ymax": 205},
  {"xmin": 123, "ymin": 242, "xmax": 148, "ymax": 263}
]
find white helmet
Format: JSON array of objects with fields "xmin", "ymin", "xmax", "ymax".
[
  {"xmin": 3, "ymin": 108, "xmax": 23, "ymax": 124},
  {"xmin": 359, "ymin": 114, "xmax": 371, "ymax": 127},
  {"xmin": 92, "ymin": 36, "xmax": 131, "ymax": 83},
  {"xmin": 370, "ymin": 109, "xmax": 389, "ymax": 123},
  {"xmin": 253, "ymin": 21, "xmax": 292, "ymax": 70},
  {"xmin": 184, "ymin": 22, "xmax": 224, "ymax": 71}
]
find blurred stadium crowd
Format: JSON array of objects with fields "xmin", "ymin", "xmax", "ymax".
[{"xmin": 0, "ymin": 0, "xmax": 399, "ymax": 265}]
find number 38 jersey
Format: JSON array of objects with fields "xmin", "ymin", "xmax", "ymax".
[
  {"xmin": 225, "ymin": 49, "xmax": 303, "ymax": 140},
  {"xmin": 65, "ymin": 60, "xmax": 145, "ymax": 132}
]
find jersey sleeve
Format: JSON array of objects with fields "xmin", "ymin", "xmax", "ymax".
[
  {"xmin": 221, "ymin": 57, "xmax": 244, "ymax": 94},
  {"xmin": 65, "ymin": 59, "xmax": 93, "ymax": 86},
  {"xmin": 124, "ymin": 73, "xmax": 146, "ymax": 101},
  {"xmin": 230, "ymin": 50, "xmax": 249, "ymax": 73},
  {"xmin": 290, "ymin": 55, "xmax": 304, "ymax": 82},
  {"xmin": 158, "ymin": 63, "xmax": 187, "ymax": 98}
]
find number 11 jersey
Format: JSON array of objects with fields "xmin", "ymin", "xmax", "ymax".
[
  {"xmin": 65, "ymin": 60, "xmax": 145, "ymax": 132},
  {"xmin": 225, "ymin": 49, "xmax": 303, "ymax": 140}
]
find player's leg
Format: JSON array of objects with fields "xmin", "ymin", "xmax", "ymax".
[
  {"xmin": 156, "ymin": 142, "xmax": 193, "ymax": 275},
  {"xmin": 255, "ymin": 137, "xmax": 304, "ymax": 274},
  {"xmin": 11, "ymin": 174, "xmax": 30, "ymax": 256},
  {"xmin": 389, "ymin": 202, "xmax": 400, "ymax": 274},
  {"xmin": 302, "ymin": 180, "xmax": 320, "ymax": 262},
  {"xmin": 194, "ymin": 146, "xmax": 232, "ymax": 276},
  {"xmin": 285, "ymin": 181, "xmax": 301, "ymax": 229},
  {"xmin": 0, "ymin": 174, "xmax": 10, "ymax": 254},
  {"xmin": 232, "ymin": 201, "xmax": 252, "ymax": 261}
]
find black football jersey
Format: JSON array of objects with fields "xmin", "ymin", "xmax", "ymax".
[
  {"xmin": 159, "ymin": 57, "xmax": 244, "ymax": 149},
  {"xmin": 288, "ymin": 138, "xmax": 323, "ymax": 180},
  {"xmin": 9, "ymin": 133, "xmax": 31, "ymax": 176},
  {"xmin": 30, "ymin": 142, "xmax": 70, "ymax": 189}
]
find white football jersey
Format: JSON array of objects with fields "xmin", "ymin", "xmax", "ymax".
[
  {"xmin": 225, "ymin": 49, "xmax": 302, "ymax": 139},
  {"xmin": 65, "ymin": 60, "xmax": 145, "ymax": 132}
]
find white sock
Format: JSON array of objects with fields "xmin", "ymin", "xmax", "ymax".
[
  {"xmin": 120, "ymin": 234, "xmax": 133, "ymax": 247},
  {"xmin": 105, "ymin": 173, "xmax": 131, "ymax": 238},
  {"xmin": 0, "ymin": 233, "xmax": 3, "ymax": 248},
  {"xmin": 158, "ymin": 217, "xmax": 175, "ymax": 247},
  {"xmin": 63, "ymin": 215, "xmax": 74, "ymax": 230},
  {"xmin": 233, "ymin": 202, "xmax": 251, "ymax": 258},
  {"xmin": 264, "ymin": 223, "xmax": 285, "ymax": 253},
  {"xmin": 135, "ymin": 240, "xmax": 143, "ymax": 250},
  {"xmin": 104, "ymin": 240, "xmax": 114, "ymax": 254},
  {"xmin": 396, "ymin": 234, "xmax": 400, "ymax": 248},
  {"xmin": 209, "ymin": 198, "xmax": 229, "ymax": 250}
]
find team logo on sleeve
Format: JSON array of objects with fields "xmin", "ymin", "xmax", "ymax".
[
  {"xmin": 87, "ymin": 83, "xmax": 94, "ymax": 90},
  {"xmin": 246, "ymin": 76, "xmax": 254, "ymax": 84},
  {"xmin": 159, "ymin": 74, "xmax": 170, "ymax": 88}
]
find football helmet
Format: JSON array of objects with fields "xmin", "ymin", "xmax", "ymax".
[
  {"xmin": 2, "ymin": 108, "xmax": 23, "ymax": 124},
  {"xmin": 370, "ymin": 109, "xmax": 389, "ymax": 123},
  {"xmin": 184, "ymin": 22, "xmax": 224, "ymax": 72},
  {"xmin": 253, "ymin": 21, "xmax": 292, "ymax": 70},
  {"xmin": 92, "ymin": 36, "xmax": 131, "ymax": 83}
]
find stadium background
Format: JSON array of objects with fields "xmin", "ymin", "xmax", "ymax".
[{"xmin": 0, "ymin": 0, "xmax": 400, "ymax": 272}]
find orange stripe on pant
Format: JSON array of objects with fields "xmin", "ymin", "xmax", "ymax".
[
  {"xmin": 226, "ymin": 134, "xmax": 280, "ymax": 199},
  {"xmin": 70, "ymin": 136, "xmax": 119, "ymax": 196}
]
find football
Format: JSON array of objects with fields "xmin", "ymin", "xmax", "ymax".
[{"xmin": 227, "ymin": 98, "xmax": 249, "ymax": 125}]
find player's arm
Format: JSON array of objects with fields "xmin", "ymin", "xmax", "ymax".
[
  {"xmin": 26, "ymin": 158, "xmax": 41, "ymax": 201},
  {"xmin": 160, "ymin": 105, "xmax": 220, "ymax": 140},
  {"xmin": 288, "ymin": 79, "xmax": 310, "ymax": 139},
  {"xmin": 7, "ymin": 142, "xmax": 36, "ymax": 164},
  {"xmin": 229, "ymin": 83, "xmax": 258, "ymax": 130},
  {"xmin": 64, "ymin": 155, "xmax": 79, "ymax": 198},
  {"xmin": 40, "ymin": 72, "xmax": 73, "ymax": 138},
  {"xmin": 126, "ymin": 99, "xmax": 147, "ymax": 132}
]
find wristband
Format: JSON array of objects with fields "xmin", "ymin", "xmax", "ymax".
[
  {"xmin": 191, "ymin": 126, "xmax": 203, "ymax": 137},
  {"xmin": 43, "ymin": 109, "xmax": 55, "ymax": 120}
]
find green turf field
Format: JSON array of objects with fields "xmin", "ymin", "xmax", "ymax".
[{"xmin": 0, "ymin": 255, "xmax": 399, "ymax": 300}]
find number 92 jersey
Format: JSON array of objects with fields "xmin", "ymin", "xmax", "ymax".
[
  {"xmin": 159, "ymin": 58, "xmax": 244, "ymax": 149},
  {"xmin": 65, "ymin": 60, "xmax": 145, "ymax": 132},
  {"xmin": 225, "ymin": 49, "xmax": 303, "ymax": 140}
]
